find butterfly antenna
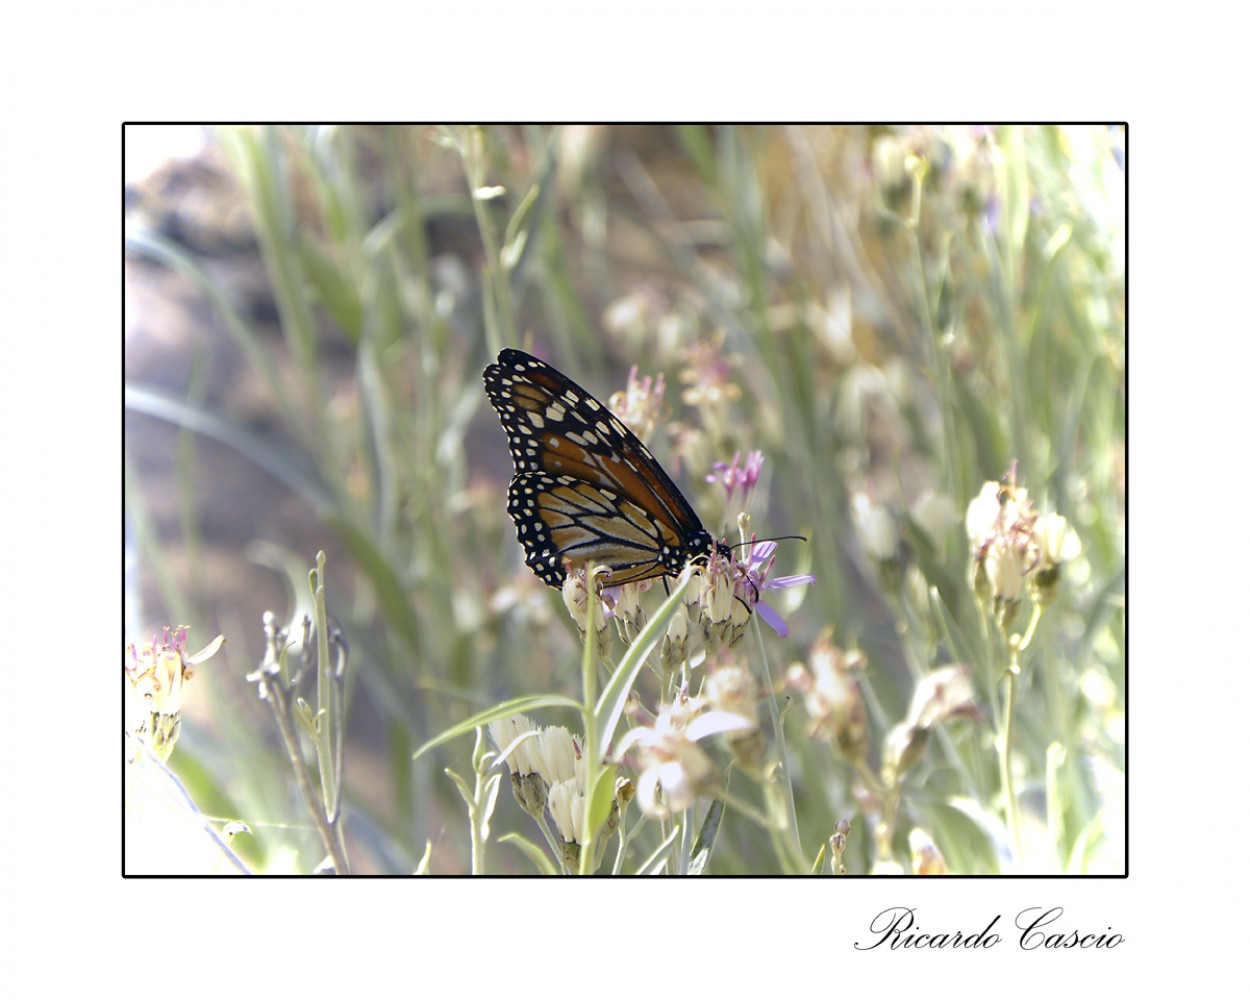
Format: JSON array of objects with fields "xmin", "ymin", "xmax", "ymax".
[{"xmin": 729, "ymin": 534, "xmax": 808, "ymax": 551}]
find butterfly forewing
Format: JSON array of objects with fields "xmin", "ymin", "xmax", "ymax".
[{"xmin": 484, "ymin": 348, "xmax": 716, "ymax": 588}]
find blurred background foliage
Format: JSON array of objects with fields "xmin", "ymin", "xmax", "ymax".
[{"xmin": 124, "ymin": 124, "xmax": 1124, "ymax": 874}]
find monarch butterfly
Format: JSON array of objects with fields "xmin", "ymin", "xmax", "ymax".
[{"xmin": 483, "ymin": 348, "xmax": 728, "ymax": 589}]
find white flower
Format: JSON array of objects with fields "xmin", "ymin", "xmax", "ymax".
[
  {"xmin": 1035, "ymin": 513, "xmax": 1081, "ymax": 568},
  {"xmin": 904, "ymin": 665, "xmax": 978, "ymax": 730},
  {"xmin": 986, "ymin": 541, "xmax": 1027, "ymax": 603},
  {"xmin": 487, "ymin": 714, "xmax": 542, "ymax": 776},
  {"xmin": 547, "ymin": 778, "xmax": 586, "ymax": 845},
  {"xmin": 617, "ymin": 698, "xmax": 752, "ymax": 819},
  {"xmin": 534, "ymin": 726, "xmax": 579, "ymax": 785},
  {"xmin": 965, "ymin": 481, "xmax": 1003, "ymax": 546},
  {"xmin": 489, "ymin": 716, "xmax": 590, "ymax": 824}
]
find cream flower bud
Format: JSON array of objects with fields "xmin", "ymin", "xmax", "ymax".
[
  {"xmin": 1032, "ymin": 513, "xmax": 1081, "ymax": 607},
  {"xmin": 965, "ymin": 481, "xmax": 1002, "ymax": 546},
  {"xmin": 547, "ymin": 778, "xmax": 586, "ymax": 846}
]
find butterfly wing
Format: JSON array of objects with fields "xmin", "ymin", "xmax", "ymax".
[{"xmin": 484, "ymin": 348, "xmax": 715, "ymax": 587}]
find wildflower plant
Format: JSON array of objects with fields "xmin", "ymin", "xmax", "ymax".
[
  {"xmin": 242, "ymin": 553, "xmax": 353, "ymax": 874},
  {"xmin": 126, "ymin": 124, "xmax": 1122, "ymax": 874}
]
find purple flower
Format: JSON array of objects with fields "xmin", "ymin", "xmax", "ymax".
[
  {"xmin": 705, "ymin": 450, "xmax": 765, "ymax": 505},
  {"xmin": 736, "ymin": 540, "xmax": 816, "ymax": 638}
]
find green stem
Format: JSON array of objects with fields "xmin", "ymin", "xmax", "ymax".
[
  {"xmin": 312, "ymin": 555, "xmax": 336, "ymax": 819},
  {"xmin": 458, "ymin": 127, "xmax": 518, "ymax": 351},
  {"xmin": 678, "ymin": 807, "xmax": 693, "ymax": 875},
  {"xmin": 579, "ymin": 585, "xmax": 602, "ymax": 876},
  {"xmin": 999, "ymin": 636, "xmax": 1023, "ymax": 866},
  {"xmin": 468, "ymin": 736, "xmax": 487, "ymax": 876},
  {"xmin": 1000, "ymin": 604, "xmax": 1043, "ymax": 868},
  {"xmin": 753, "ymin": 618, "xmax": 803, "ymax": 870}
]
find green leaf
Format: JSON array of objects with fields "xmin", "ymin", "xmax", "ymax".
[
  {"xmin": 674, "ymin": 124, "xmax": 718, "ymax": 189},
  {"xmin": 593, "ymin": 573, "xmax": 692, "ymax": 761},
  {"xmin": 501, "ymin": 183, "xmax": 540, "ymax": 272},
  {"xmin": 479, "ymin": 772, "xmax": 503, "ymax": 841},
  {"xmin": 637, "ymin": 824, "xmax": 681, "ymax": 875},
  {"xmin": 503, "ymin": 132, "xmax": 557, "ymax": 284},
  {"xmin": 585, "ymin": 769, "xmax": 617, "ymax": 846},
  {"xmin": 412, "ymin": 694, "xmax": 583, "ymax": 763},
  {"xmin": 293, "ymin": 698, "xmax": 322, "ymax": 740},
  {"xmin": 927, "ymin": 797, "xmax": 1011, "ymax": 874},
  {"xmin": 1066, "ymin": 811, "xmax": 1106, "ymax": 874},
  {"xmin": 296, "ymin": 236, "xmax": 363, "ymax": 343},
  {"xmin": 1000, "ymin": 126, "xmax": 1031, "ymax": 257},
  {"xmin": 324, "ymin": 515, "xmax": 424, "ymax": 657},
  {"xmin": 444, "ymin": 767, "xmax": 475, "ymax": 809},
  {"xmin": 688, "ymin": 796, "xmax": 726, "ymax": 876},
  {"xmin": 124, "ymin": 384, "xmax": 333, "ymax": 512},
  {"xmin": 500, "ymin": 833, "xmax": 559, "ymax": 876}
]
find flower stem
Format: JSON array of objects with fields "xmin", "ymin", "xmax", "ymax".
[
  {"xmin": 753, "ymin": 618, "xmax": 803, "ymax": 870},
  {"xmin": 999, "ymin": 653, "xmax": 1022, "ymax": 866},
  {"xmin": 579, "ymin": 585, "xmax": 602, "ymax": 876}
]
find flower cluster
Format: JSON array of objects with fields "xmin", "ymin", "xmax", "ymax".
[
  {"xmin": 696, "ymin": 539, "xmax": 815, "ymax": 652},
  {"xmin": 603, "ymin": 580, "xmax": 651, "ymax": 646},
  {"xmin": 787, "ymin": 630, "xmax": 979, "ymax": 872},
  {"xmin": 125, "ymin": 627, "xmax": 224, "ymax": 762},
  {"xmin": 678, "ymin": 335, "xmax": 742, "ymax": 409},
  {"xmin": 488, "ymin": 715, "xmax": 590, "ymax": 862},
  {"xmin": 786, "ymin": 629, "xmax": 868, "ymax": 762},
  {"xmin": 609, "ymin": 365, "xmax": 668, "ymax": 444},
  {"xmin": 966, "ymin": 463, "xmax": 1081, "ymax": 627},
  {"xmin": 487, "ymin": 714, "xmax": 632, "ymax": 867},
  {"xmin": 705, "ymin": 449, "xmax": 764, "ymax": 507}
]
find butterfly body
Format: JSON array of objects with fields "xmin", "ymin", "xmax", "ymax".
[{"xmin": 484, "ymin": 348, "xmax": 721, "ymax": 588}]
